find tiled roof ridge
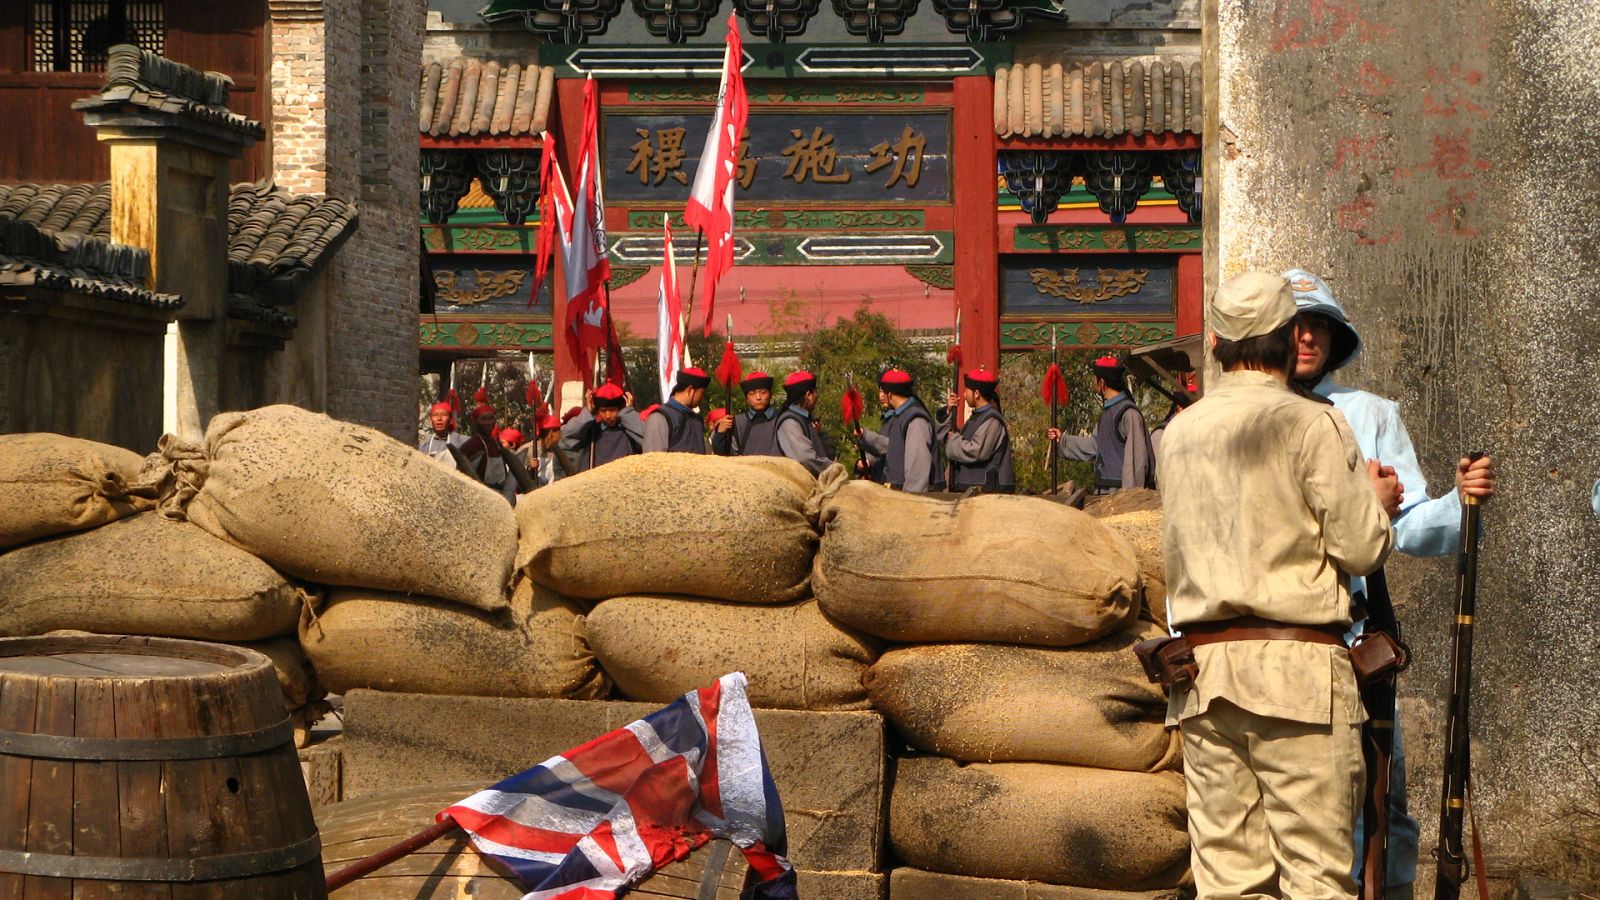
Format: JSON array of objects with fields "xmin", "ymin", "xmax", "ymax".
[
  {"xmin": 73, "ymin": 46, "xmax": 264, "ymax": 140},
  {"xmin": 994, "ymin": 58, "xmax": 1204, "ymax": 139},
  {"xmin": 104, "ymin": 44, "xmax": 234, "ymax": 108},
  {"xmin": 227, "ymin": 177, "xmax": 359, "ymax": 303},
  {"xmin": 0, "ymin": 214, "xmax": 180, "ymax": 309},
  {"xmin": 420, "ymin": 58, "xmax": 555, "ymax": 137}
]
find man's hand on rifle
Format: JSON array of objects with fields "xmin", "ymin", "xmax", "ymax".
[
  {"xmin": 1457, "ymin": 454, "xmax": 1496, "ymax": 501},
  {"xmin": 624, "ymin": 391, "xmax": 635, "ymax": 408},
  {"xmin": 1367, "ymin": 459, "xmax": 1403, "ymax": 518},
  {"xmin": 946, "ymin": 392, "xmax": 959, "ymax": 411},
  {"xmin": 583, "ymin": 388, "xmax": 594, "ymax": 411}
]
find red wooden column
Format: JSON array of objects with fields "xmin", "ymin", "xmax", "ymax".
[
  {"xmin": 550, "ymin": 76, "xmax": 586, "ymax": 394},
  {"xmin": 951, "ymin": 75, "xmax": 1000, "ymax": 375},
  {"xmin": 1176, "ymin": 252, "xmax": 1203, "ymax": 337}
]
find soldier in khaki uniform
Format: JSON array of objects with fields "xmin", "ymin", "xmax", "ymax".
[{"xmin": 1159, "ymin": 271, "xmax": 1399, "ymax": 899}]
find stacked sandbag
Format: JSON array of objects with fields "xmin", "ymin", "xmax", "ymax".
[
  {"xmin": 814, "ymin": 483, "xmax": 1142, "ymax": 645},
  {"xmin": 889, "ymin": 756, "xmax": 1188, "ymax": 890},
  {"xmin": 0, "ymin": 433, "xmax": 154, "ymax": 549},
  {"xmin": 0, "ymin": 512, "xmax": 309, "ymax": 641},
  {"xmin": 865, "ymin": 622, "xmax": 1179, "ymax": 772},
  {"xmin": 235, "ymin": 636, "xmax": 330, "ymax": 747},
  {"xmin": 154, "ymin": 404, "xmax": 515, "ymax": 612},
  {"xmin": 516, "ymin": 455, "xmax": 826, "ymax": 603},
  {"xmin": 1096, "ymin": 508, "xmax": 1167, "ymax": 626},
  {"xmin": 586, "ymin": 595, "xmax": 876, "ymax": 710},
  {"xmin": 299, "ymin": 577, "xmax": 607, "ymax": 700}
]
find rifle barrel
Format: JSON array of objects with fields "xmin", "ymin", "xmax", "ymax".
[{"xmin": 1433, "ymin": 453, "xmax": 1484, "ymax": 900}]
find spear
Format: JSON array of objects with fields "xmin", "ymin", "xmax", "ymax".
[
  {"xmin": 946, "ymin": 308, "xmax": 962, "ymax": 490},
  {"xmin": 715, "ymin": 314, "xmax": 743, "ymax": 452},
  {"xmin": 841, "ymin": 373, "xmax": 869, "ymax": 481},
  {"xmin": 1041, "ymin": 328, "xmax": 1070, "ymax": 495}
]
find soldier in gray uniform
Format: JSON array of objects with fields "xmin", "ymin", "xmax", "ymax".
[
  {"xmin": 645, "ymin": 367, "xmax": 710, "ymax": 453},
  {"xmin": 561, "ymin": 384, "xmax": 644, "ymax": 472},
  {"xmin": 712, "ymin": 371, "xmax": 781, "ymax": 457},
  {"xmin": 1048, "ymin": 355, "xmax": 1153, "ymax": 493},
  {"xmin": 773, "ymin": 370, "xmax": 833, "ymax": 476},
  {"xmin": 856, "ymin": 369, "xmax": 944, "ymax": 492},
  {"xmin": 940, "ymin": 369, "xmax": 1015, "ymax": 493}
]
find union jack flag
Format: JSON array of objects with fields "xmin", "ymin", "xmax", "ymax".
[{"xmin": 439, "ymin": 673, "xmax": 798, "ymax": 900}]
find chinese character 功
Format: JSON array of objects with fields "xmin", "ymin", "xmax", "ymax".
[
  {"xmin": 865, "ymin": 125, "xmax": 926, "ymax": 188},
  {"xmin": 625, "ymin": 127, "xmax": 690, "ymax": 186},
  {"xmin": 781, "ymin": 126, "xmax": 851, "ymax": 184}
]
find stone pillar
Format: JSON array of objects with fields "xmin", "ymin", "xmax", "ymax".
[
  {"xmin": 1205, "ymin": 0, "xmax": 1600, "ymax": 883},
  {"xmin": 78, "ymin": 58, "xmax": 259, "ymax": 440}
]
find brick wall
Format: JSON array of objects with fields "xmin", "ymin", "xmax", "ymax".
[{"xmin": 269, "ymin": 0, "xmax": 422, "ymax": 440}]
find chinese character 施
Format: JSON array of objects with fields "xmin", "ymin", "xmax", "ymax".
[
  {"xmin": 781, "ymin": 126, "xmax": 851, "ymax": 184},
  {"xmin": 865, "ymin": 125, "xmax": 926, "ymax": 188}
]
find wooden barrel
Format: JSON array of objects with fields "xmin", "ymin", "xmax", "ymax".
[
  {"xmin": 0, "ymin": 634, "xmax": 326, "ymax": 897},
  {"xmin": 318, "ymin": 784, "xmax": 750, "ymax": 898}
]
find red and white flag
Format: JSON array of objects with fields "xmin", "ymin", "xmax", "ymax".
[
  {"xmin": 563, "ymin": 76, "xmax": 613, "ymax": 371},
  {"xmin": 529, "ymin": 133, "xmax": 561, "ymax": 307},
  {"xmin": 655, "ymin": 215, "xmax": 684, "ymax": 403},
  {"xmin": 683, "ymin": 14, "xmax": 747, "ymax": 336}
]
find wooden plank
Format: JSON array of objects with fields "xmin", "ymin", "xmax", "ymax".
[
  {"xmin": 112, "ymin": 677, "xmax": 170, "ymax": 900},
  {"xmin": 0, "ymin": 672, "xmax": 40, "ymax": 900},
  {"xmin": 25, "ymin": 675, "xmax": 75, "ymax": 900},
  {"xmin": 156, "ymin": 675, "xmax": 215, "ymax": 900},
  {"xmin": 69, "ymin": 679, "xmax": 120, "ymax": 900}
]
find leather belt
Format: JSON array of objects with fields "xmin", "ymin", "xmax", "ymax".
[{"xmin": 1183, "ymin": 615, "xmax": 1347, "ymax": 648}]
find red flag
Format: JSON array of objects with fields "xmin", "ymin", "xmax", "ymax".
[
  {"xmin": 1041, "ymin": 364, "xmax": 1070, "ymax": 405},
  {"xmin": 841, "ymin": 382, "xmax": 865, "ymax": 425},
  {"xmin": 530, "ymin": 133, "xmax": 560, "ymax": 306},
  {"xmin": 562, "ymin": 77, "xmax": 613, "ymax": 371},
  {"xmin": 683, "ymin": 14, "xmax": 748, "ymax": 336},
  {"xmin": 603, "ymin": 316, "xmax": 628, "ymax": 388}
]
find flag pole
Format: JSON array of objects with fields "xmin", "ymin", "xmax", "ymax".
[
  {"xmin": 1049, "ymin": 328, "xmax": 1060, "ymax": 494},
  {"xmin": 325, "ymin": 816, "xmax": 460, "ymax": 892},
  {"xmin": 683, "ymin": 227, "xmax": 705, "ymax": 337}
]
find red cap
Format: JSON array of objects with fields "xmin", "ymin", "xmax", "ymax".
[
  {"xmin": 429, "ymin": 402, "xmax": 452, "ymax": 415},
  {"xmin": 674, "ymin": 367, "xmax": 711, "ymax": 390},
  {"xmin": 878, "ymin": 369, "xmax": 914, "ymax": 395},
  {"xmin": 707, "ymin": 407, "xmax": 730, "ymax": 425},
  {"xmin": 498, "ymin": 428, "xmax": 524, "ymax": 447},
  {"xmin": 784, "ymin": 370, "xmax": 817, "ymax": 389},
  {"xmin": 472, "ymin": 403, "xmax": 495, "ymax": 418},
  {"xmin": 963, "ymin": 369, "xmax": 998, "ymax": 386},
  {"xmin": 1092, "ymin": 355, "xmax": 1123, "ymax": 370},
  {"xmin": 740, "ymin": 371, "xmax": 774, "ymax": 392},
  {"xmin": 537, "ymin": 414, "xmax": 562, "ymax": 433},
  {"xmin": 593, "ymin": 383, "xmax": 626, "ymax": 408}
]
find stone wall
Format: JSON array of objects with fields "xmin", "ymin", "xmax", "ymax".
[
  {"xmin": 1207, "ymin": 0, "xmax": 1600, "ymax": 884},
  {"xmin": 270, "ymin": 0, "xmax": 423, "ymax": 440}
]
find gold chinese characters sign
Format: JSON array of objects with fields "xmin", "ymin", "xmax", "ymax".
[{"xmin": 604, "ymin": 112, "xmax": 951, "ymax": 203}]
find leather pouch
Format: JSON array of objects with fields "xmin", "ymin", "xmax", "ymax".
[
  {"xmin": 1133, "ymin": 636, "xmax": 1198, "ymax": 689},
  {"xmin": 1349, "ymin": 630, "xmax": 1409, "ymax": 684}
]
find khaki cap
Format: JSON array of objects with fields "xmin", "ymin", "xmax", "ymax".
[{"xmin": 1211, "ymin": 272, "xmax": 1296, "ymax": 340}]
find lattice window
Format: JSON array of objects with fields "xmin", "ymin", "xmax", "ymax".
[{"xmin": 31, "ymin": 1, "xmax": 165, "ymax": 73}]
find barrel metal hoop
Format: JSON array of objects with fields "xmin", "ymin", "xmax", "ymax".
[
  {"xmin": 0, "ymin": 719, "xmax": 292, "ymax": 761},
  {"xmin": 0, "ymin": 833, "xmax": 322, "ymax": 882}
]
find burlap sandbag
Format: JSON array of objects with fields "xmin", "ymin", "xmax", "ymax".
[
  {"xmin": 1098, "ymin": 509, "xmax": 1167, "ymax": 626},
  {"xmin": 585, "ymin": 595, "xmax": 876, "ymax": 710},
  {"xmin": 0, "ymin": 513, "xmax": 306, "ymax": 640},
  {"xmin": 890, "ymin": 756, "xmax": 1188, "ymax": 889},
  {"xmin": 865, "ymin": 623, "xmax": 1180, "ymax": 771},
  {"xmin": 516, "ymin": 455, "xmax": 832, "ymax": 604},
  {"xmin": 814, "ymin": 484, "xmax": 1141, "ymax": 646},
  {"xmin": 1084, "ymin": 487, "xmax": 1162, "ymax": 518},
  {"xmin": 0, "ymin": 433, "xmax": 154, "ymax": 549},
  {"xmin": 300, "ymin": 578, "xmax": 607, "ymax": 699},
  {"xmin": 158, "ymin": 405, "xmax": 514, "ymax": 612}
]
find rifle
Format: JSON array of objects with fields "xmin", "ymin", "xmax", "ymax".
[
  {"xmin": 1433, "ymin": 451, "xmax": 1490, "ymax": 900},
  {"xmin": 1357, "ymin": 566, "xmax": 1407, "ymax": 899}
]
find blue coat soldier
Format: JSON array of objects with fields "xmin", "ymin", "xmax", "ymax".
[
  {"xmin": 856, "ymin": 369, "xmax": 944, "ymax": 492},
  {"xmin": 1285, "ymin": 267, "xmax": 1497, "ymax": 899},
  {"xmin": 560, "ymin": 384, "xmax": 644, "ymax": 472},
  {"xmin": 712, "ymin": 371, "xmax": 781, "ymax": 457},
  {"xmin": 646, "ymin": 367, "xmax": 711, "ymax": 453},
  {"xmin": 939, "ymin": 369, "xmax": 1015, "ymax": 492}
]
